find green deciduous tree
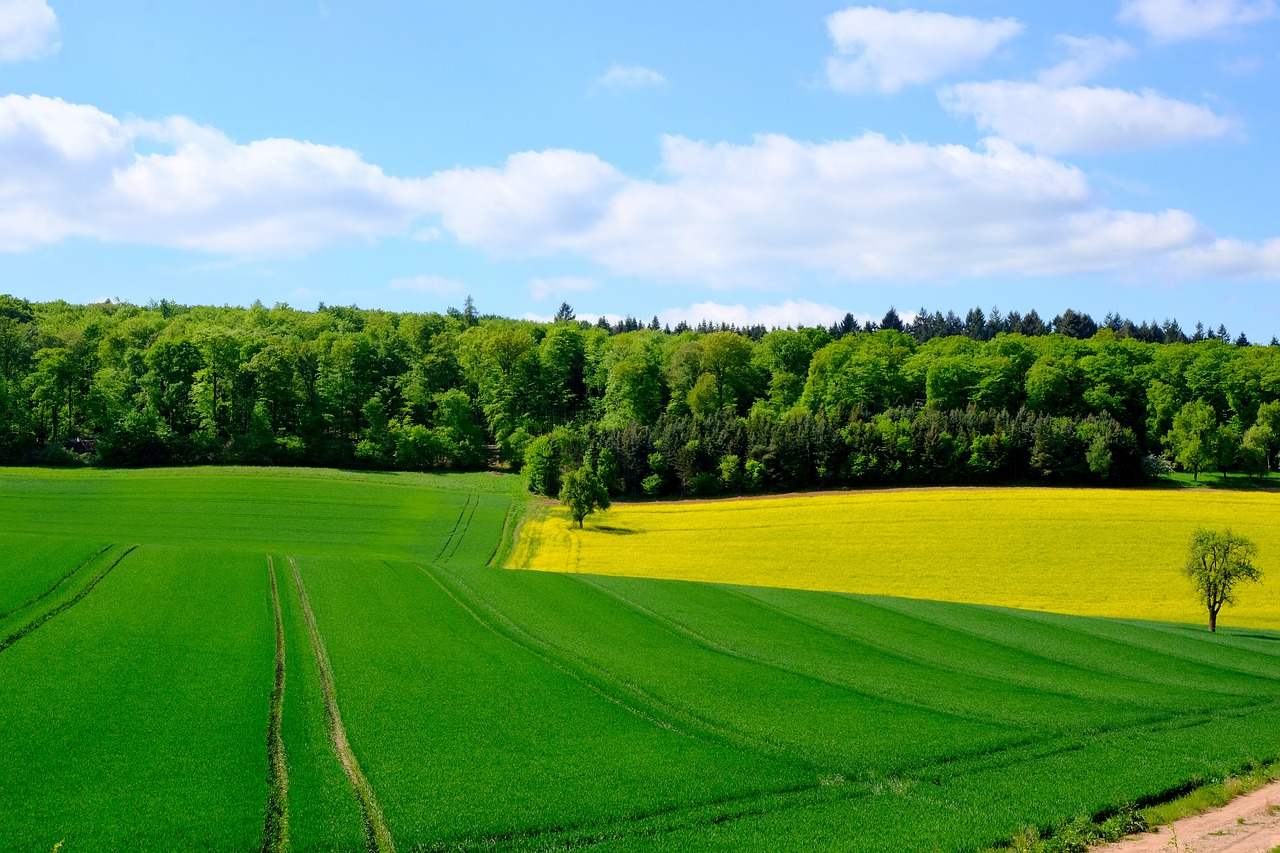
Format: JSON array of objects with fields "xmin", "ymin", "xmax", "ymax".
[
  {"xmin": 1164, "ymin": 400, "xmax": 1216, "ymax": 480},
  {"xmin": 559, "ymin": 465, "xmax": 610, "ymax": 528},
  {"xmin": 1183, "ymin": 529, "xmax": 1263, "ymax": 632}
]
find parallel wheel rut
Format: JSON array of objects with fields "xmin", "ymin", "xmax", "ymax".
[{"xmin": 288, "ymin": 556, "xmax": 396, "ymax": 853}]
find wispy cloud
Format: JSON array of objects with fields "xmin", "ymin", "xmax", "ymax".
[
  {"xmin": 389, "ymin": 274, "xmax": 463, "ymax": 296},
  {"xmin": 1119, "ymin": 0, "xmax": 1277, "ymax": 43},
  {"xmin": 592, "ymin": 64, "xmax": 667, "ymax": 94},
  {"xmin": 1037, "ymin": 35, "xmax": 1136, "ymax": 87},
  {"xmin": 659, "ymin": 300, "xmax": 858, "ymax": 330},
  {"xmin": 0, "ymin": 0, "xmax": 59, "ymax": 62},
  {"xmin": 940, "ymin": 82, "xmax": 1238, "ymax": 155},
  {"xmin": 529, "ymin": 276, "xmax": 597, "ymax": 300}
]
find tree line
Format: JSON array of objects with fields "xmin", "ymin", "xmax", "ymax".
[{"xmin": 2, "ymin": 294, "xmax": 1278, "ymax": 498}]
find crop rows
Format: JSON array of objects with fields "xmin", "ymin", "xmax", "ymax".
[{"xmin": 0, "ymin": 468, "xmax": 1277, "ymax": 851}]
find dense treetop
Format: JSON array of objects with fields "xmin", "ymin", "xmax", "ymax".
[{"xmin": 2, "ymin": 294, "xmax": 1278, "ymax": 496}]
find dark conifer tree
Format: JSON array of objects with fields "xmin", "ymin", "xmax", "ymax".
[{"xmin": 880, "ymin": 306, "xmax": 905, "ymax": 332}]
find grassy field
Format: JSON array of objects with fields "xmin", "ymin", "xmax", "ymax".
[
  {"xmin": 0, "ymin": 468, "xmax": 1277, "ymax": 851},
  {"xmin": 511, "ymin": 487, "xmax": 1280, "ymax": 630}
]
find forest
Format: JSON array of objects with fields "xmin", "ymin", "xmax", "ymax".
[{"xmin": 2, "ymin": 293, "xmax": 1278, "ymax": 497}]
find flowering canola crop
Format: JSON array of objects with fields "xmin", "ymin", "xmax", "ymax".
[{"xmin": 510, "ymin": 488, "xmax": 1280, "ymax": 631}]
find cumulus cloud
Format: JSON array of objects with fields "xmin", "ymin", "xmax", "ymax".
[
  {"xmin": 422, "ymin": 149, "xmax": 626, "ymax": 255},
  {"xmin": 418, "ymin": 131, "xmax": 1280, "ymax": 281},
  {"xmin": 593, "ymin": 64, "xmax": 667, "ymax": 94},
  {"xmin": 0, "ymin": 0, "xmax": 58, "ymax": 62},
  {"xmin": 0, "ymin": 94, "xmax": 431, "ymax": 254},
  {"xmin": 940, "ymin": 82, "xmax": 1238, "ymax": 154},
  {"xmin": 1037, "ymin": 35, "xmax": 1136, "ymax": 87},
  {"xmin": 388, "ymin": 274, "xmax": 463, "ymax": 296},
  {"xmin": 529, "ymin": 276, "xmax": 597, "ymax": 300},
  {"xmin": 1119, "ymin": 0, "xmax": 1277, "ymax": 42},
  {"xmin": 824, "ymin": 7, "xmax": 1023, "ymax": 94},
  {"xmin": 5, "ymin": 93, "xmax": 1279, "ymax": 282},
  {"xmin": 1176, "ymin": 237, "xmax": 1280, "ymax": 276}
]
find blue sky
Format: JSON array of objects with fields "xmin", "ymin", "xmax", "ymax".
[{"xmin": 1, "ymin": 0, "xmax": 1278, "ymax": 336}]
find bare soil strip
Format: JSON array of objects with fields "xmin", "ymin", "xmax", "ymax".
[
  {"xmin": 0, "ymin": 543, "xmax": 113, "ymax": 623},
  {"xmin": 1095, "ymin": 779, "xmax": 1280, "ymax": 852},
  {"xmin": 0, "ymin": 545, "xmax": 137, "ymax": 654},
  {"xmin": 288, "ymin": 556, "xmax": 396, "ymax": 853},
  {"xmin": 263, "ymin": 556, "xmax": 289, "ymax": 853}
]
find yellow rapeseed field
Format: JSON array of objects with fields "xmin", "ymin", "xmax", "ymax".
[{"xmin": 508, "ymin": 488, "xmax": 1280, "ymax": 631}]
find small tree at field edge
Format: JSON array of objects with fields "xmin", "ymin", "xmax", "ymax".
[
  {"xmin": 559, "ymin": 466, "xmax": 610, "ymax": 529},
  {"xmin": 1183, "ymin": 528, "xmax": 1263, "ymax": 632}
]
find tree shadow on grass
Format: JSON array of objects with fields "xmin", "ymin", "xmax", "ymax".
[{"xmin": 590, "ymin": 524, "xmax": 639, "ymax": 535}]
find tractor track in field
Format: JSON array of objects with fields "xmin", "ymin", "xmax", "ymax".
[
  {"xmin": 949, "ymin": 602, "xmax": 1280, "ymax": 691},
  {"xmin": 433, "ymin": 493, "xmax": 479, "ymax": 565},
  {"xmin": 720, "ymin": 585, "xmax": 1233, "ymax": 721},
  {"xmin": 416, "ymin": 561, "xmax": 685, "ymax": 735},
  {"xmin": 571, "ymin": 573, "xmax": 1039, "ymax": 730},
  {"xmin": 419, "ymin": 561, "xmax": 826, "ymax": 774},
  {"xmin": 263, "ymin": 557, "xmax": 289, "ymax": 853},
  {"xmin": 0, "ymin": 545, "xmax": 137, "ymax": 654},
  {"xmin": 486, "ymin": 498, "xmax": 521, "ymax": 567},
  {"xmin": 288, "ymin": 556, "xmax": 396, "ymax": 853},
  {"xmin": 438, "ymin": 706, "xmax": 1280, "ymax": 853},
  {"xmin": 0, "ymin": 543, "xmax": 114, "ymax": 624},
  {"xmin": 419, "ymin": 565, "xmax": 1280, "ymax": 853}
]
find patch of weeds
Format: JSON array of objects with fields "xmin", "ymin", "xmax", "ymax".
[{"xmin": 984, "ymin": 804, "xmax": 1147, "ymax": 852}]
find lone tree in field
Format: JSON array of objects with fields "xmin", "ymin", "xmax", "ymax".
[
  {"xmin": 559, "ymin": 466, "xmax": 610, "ymax": 528},
  {"xmin": 1183, "ymin": 529, "xmax": 1263, "ymax": 632}
]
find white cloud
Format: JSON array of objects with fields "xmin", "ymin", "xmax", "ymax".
[
  {"xmin": 0, "ymin": 0, "xmax": 58, "ymax": 62},
  {"xmin": 659, "ymin": 300, "xmax": 858, "ymax": 330},
  {"xmin": 5, "ymin": 93, "xmax": 1278, "ymax": 282},
  {"xmin": 388, "ymin": 274, "xmax": 463, "ymax": 296},
  {"xmin": 423, "ymin": 149, "xmax": 626, "ymax": 255},
  {"xmin": 0, "ymin": 94, "xmax": 432, "ymax": 254},
  {"xmin": 824, "ymin": 7, "xmax": 1023, "ymax": 94},
  {"xmin": 420, "ymin": 131, "xmax": 1280, "ymax": 282},
  {"xmin": 593, "ymin": 64, "xmax": 667, "ymax": 94},
  {"xmin": 1176, "ymin": 237, "xmax": 1280, "ymax": 276},
  {"xmin": 1037, "ymin": 35, "xmax": 1136, "ymax": 87},
  {"xmin": 1118, "ymin": 0, "xmax": 1276, "ymax": 42},
  {"xmin": 941, "ymin": 82, "xmax": 1238, "ymax": 154},
  {"xmin": 529, "ymin": 275, "xmax": 597, "ymax": 300},
  {"xmin": 523, "ymin": 310, "xmax": 621, "ymax": 325}
]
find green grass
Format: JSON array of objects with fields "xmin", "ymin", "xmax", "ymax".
[
  {"xmin": 294, "ymin": 553, "xmax": 805, "ymax": 849},
  {"xmin": 1162, "ymin": 470, "xmax": 1280, "ymax": 490},
  {"xmin": 0, "ymin": 466, "xmax": 519, "ymax": 558},
  {"xmin": 0, "ymin": 535, "xmax": 107, "ymax": 625},
  {"xmin": 273, "ymin": 553, "xmax": 366, "ymax": 853},
  {"xmin": 0, "ymin": 466, "xmax": 1278, "ymax": 851},
  {"xmin": 0, "ymin": 544, "xmax": 274, "ymax": 851}
]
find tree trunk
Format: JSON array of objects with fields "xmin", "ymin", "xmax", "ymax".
[{"xmin": 1208, "ymin": 609, "xmax": 1218, "ymax": 633}]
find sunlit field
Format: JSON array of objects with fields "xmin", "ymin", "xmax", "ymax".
[
  {"xmin": 2, "ymin": 468, "xmax": 1278, "ymax": 851},
  {"xmin": 510, "ymin": 487, "xmax": 1280, "ymax": 631}
]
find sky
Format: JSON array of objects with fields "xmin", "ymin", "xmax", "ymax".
[{"xmin": 0, "ymin": 0, "xmax": 1278, "ymax": 336}]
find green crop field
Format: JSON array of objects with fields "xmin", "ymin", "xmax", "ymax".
[{"xmin": 0, "ymin": 467, "xmax": 1277, "ymax": 852}]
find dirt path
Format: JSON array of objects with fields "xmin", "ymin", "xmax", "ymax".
[{"xmin": 1095, "ymin": 779, "xmax": 1280, "ymax": 852}]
